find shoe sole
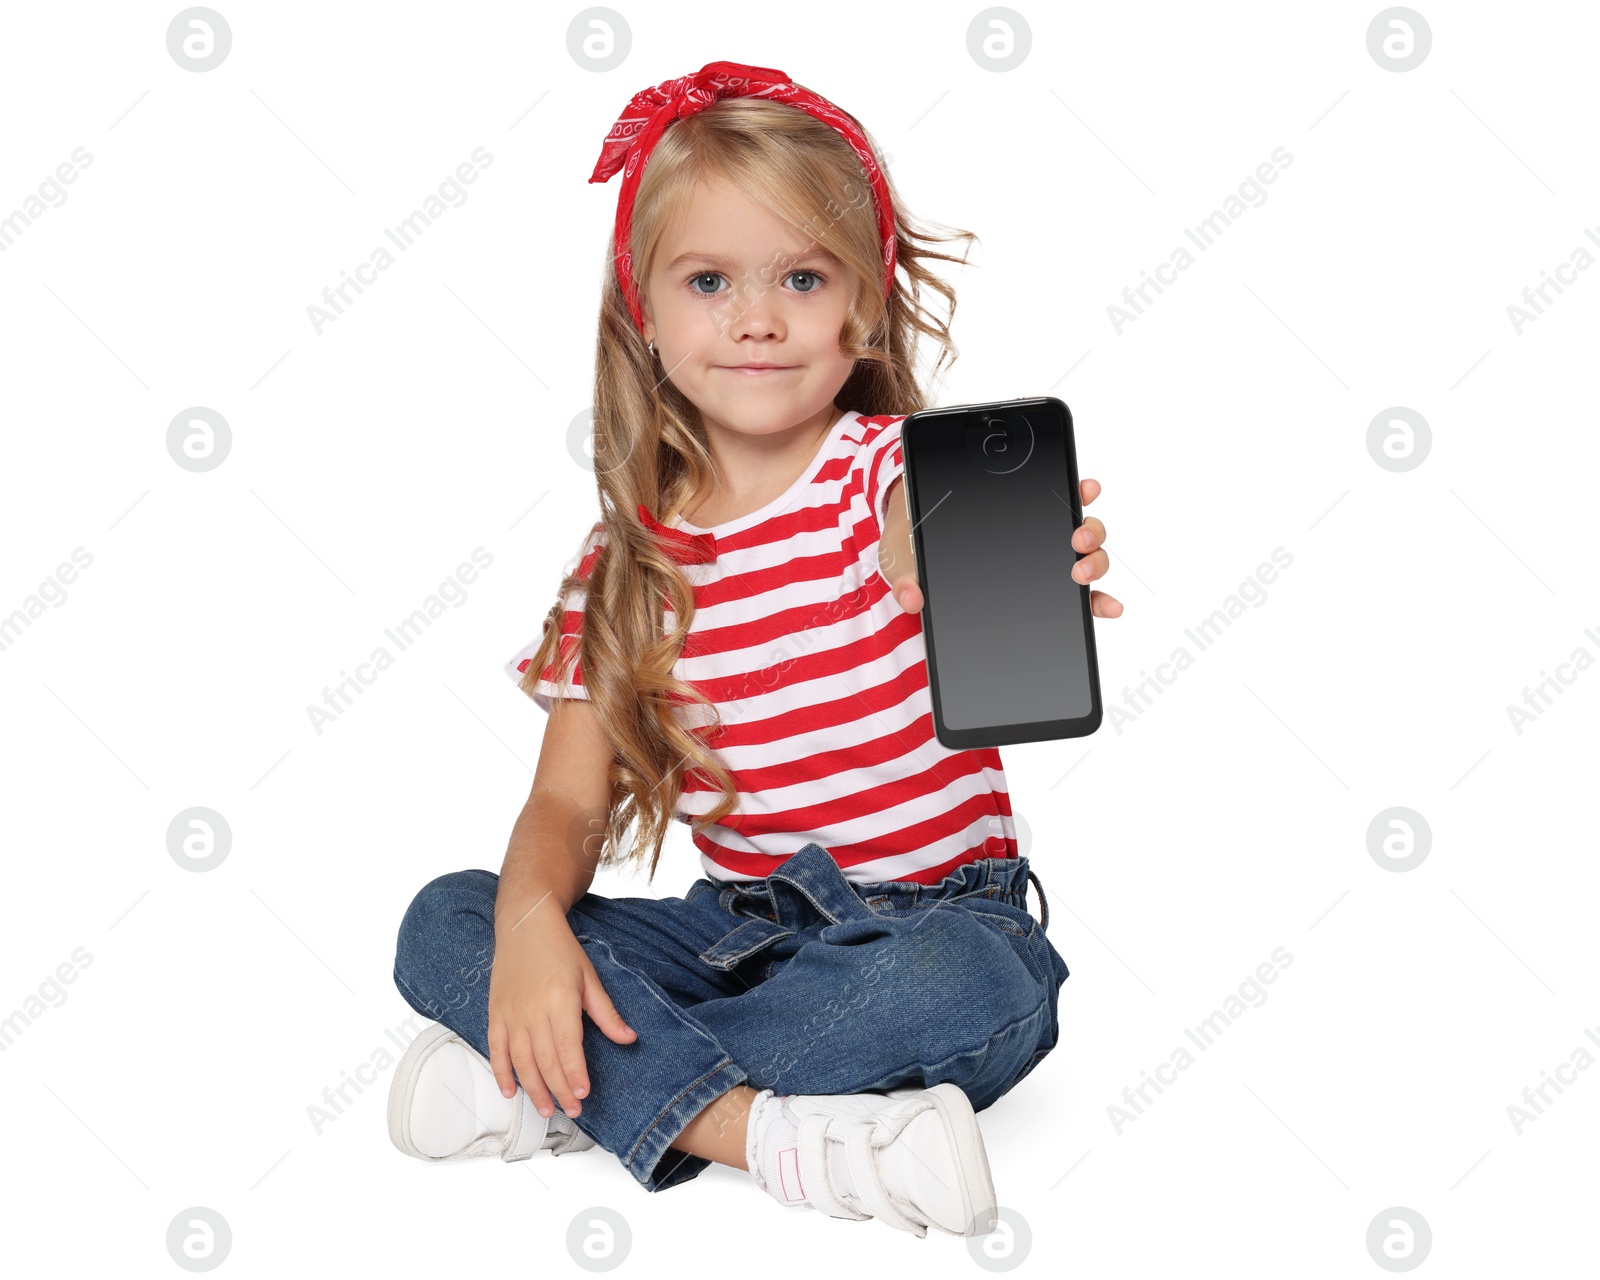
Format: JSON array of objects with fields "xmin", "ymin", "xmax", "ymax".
[{"xmin": 890, "ymin": 1082, "xmax": 1000, "ymax": 1236}]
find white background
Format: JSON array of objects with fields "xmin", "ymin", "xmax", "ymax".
[{"xmin": 1, "ymin": 1, "xmax": 1595, "ymax": 1274}]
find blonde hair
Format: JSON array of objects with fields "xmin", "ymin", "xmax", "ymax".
[{"xmin": 521, "ymin": 92, "xmax": 978, "ymax": 882}]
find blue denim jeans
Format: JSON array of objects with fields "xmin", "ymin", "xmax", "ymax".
[{"xmin": 392, "ymin": 842, "xmax": 1069, "ymax": 1193}]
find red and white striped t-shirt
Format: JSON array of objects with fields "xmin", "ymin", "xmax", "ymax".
[{"xmin": 505, "ymin": 406, "xmax": 1016, "ymax": 886}]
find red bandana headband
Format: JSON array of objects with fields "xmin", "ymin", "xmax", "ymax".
[{"xmin": 588, "ymin": 60, "xmax": 897, "ymax": 335}]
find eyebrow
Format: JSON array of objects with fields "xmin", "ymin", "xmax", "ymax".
[{"xmin": 666, "ymin": 248, "xmax": 841, "ymax": 271}]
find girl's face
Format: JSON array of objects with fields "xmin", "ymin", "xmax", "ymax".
[{"xmin": 640, "ymin": 177, "xmax": 858, "ymax": 439}]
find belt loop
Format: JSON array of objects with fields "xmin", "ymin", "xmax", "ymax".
[{"xmin": 1026, "ymin": 869, "xmax": 1048, "ymax": 931}]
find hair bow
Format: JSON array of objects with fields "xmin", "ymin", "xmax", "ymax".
[
  {"xmin": 589, "ymin": 59, "xmax": 897, "ymax": 335},
  {"xmin": 637, "ymin": 503, "xmax": 717, "ymax": 565}
]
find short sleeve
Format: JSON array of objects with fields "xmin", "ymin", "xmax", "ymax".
[
  {"xmin": 504, "ymin": 521, "xmax": 605, "ymax": 713},
  {"xmin": 867, "ymin": 417, "xmax": 906, "ymax": 537}
]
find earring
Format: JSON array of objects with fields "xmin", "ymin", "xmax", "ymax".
[{"xmin": 648, "ymin": 338, "xmax": 656, "ymax": 357}]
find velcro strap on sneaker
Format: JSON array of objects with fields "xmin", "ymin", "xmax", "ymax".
[
  {"xmin": 796, "ymin": 1113, "xmax": 870, "ymax": 1221},
  {"xmin": 501, "ymin": 1091, "xmax": 549, "ymax": 1162},
  {"xmin": 549, "ymin": 1123, "xmax": 596, "ymax": 1156},
  {"xmin": 845, "ymin": 1119, "xmax": 927, "ymax": 1235}
]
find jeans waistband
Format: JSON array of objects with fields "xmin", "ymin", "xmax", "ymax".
[{"xmin": 726, "ymin": 843, "xmax": 1040, "ymax": 931}]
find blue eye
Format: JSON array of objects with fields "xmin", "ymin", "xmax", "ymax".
[{"xmin": 687, "ymin": 270, "xmax": 826, "ymax": 297}]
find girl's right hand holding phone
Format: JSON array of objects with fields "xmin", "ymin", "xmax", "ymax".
[{"xmin": 486, "ymin": 912, "xmax": 637, "ymax": 1119}]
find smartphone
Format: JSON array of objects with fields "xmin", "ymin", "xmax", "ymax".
[{"xmin": 899, "ymin": 396, "xmax": 1103, "ymax": 748}]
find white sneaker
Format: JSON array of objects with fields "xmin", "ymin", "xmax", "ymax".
[
  {"xmin": 783, "ymin": 1083, "xmax": 999, "ymax": 1237},
  {"xmin": 387, "ymin": 1021, "xmax": 596, "ymax": 1162}
]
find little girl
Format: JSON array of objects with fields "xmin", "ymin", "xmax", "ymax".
[{"xmin": 388, "ymin": 60, "xmax": 1121, "ymax": 1239}]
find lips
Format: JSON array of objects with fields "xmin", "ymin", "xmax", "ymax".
[{"xmin": 720, "ymin": 364, "xmax": 797, "ymax": 374}]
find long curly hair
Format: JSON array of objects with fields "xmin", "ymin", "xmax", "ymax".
[{"xmin": 520, "ymin": 92, "xmax": 977, "ymax": 882}]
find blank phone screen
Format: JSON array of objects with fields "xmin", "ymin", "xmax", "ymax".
[{"xmin": 909, "ymin": 405, "xmax": 1095, "ymax": 730}]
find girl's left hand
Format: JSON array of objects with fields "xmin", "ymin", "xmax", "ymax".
[{"xmin": 880, "ymin": 477, "xmax": 1124, "ymax": 619}]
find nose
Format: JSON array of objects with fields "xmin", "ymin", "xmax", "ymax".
[{"xmin": 719, "ymin": 272, "xmax": 784, "ymax": 344}]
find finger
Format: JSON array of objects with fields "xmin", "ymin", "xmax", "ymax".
[
  {"xmin": 1072, "ymin": 548, "xmax": 1110, "ymax": 584},
  {"xmin": 1090, "ymin": 589, "xmax": 1124, "ymax": 618},
  {"xmin": 1079, "ymin": 478, "xmax": 1102, "ymax": 507},
  {"xmin": 551, "ymin": 1009, "xmax": 590, "ymax": 1112},
  {"xmin": 892, "ymin": 575, "xmax": 923, "ymax": 614},
  {"xmin": 510, "ymin": 1026, "xmax": 555, "ymax": 1118},
  {"xmin": 1073, "ymin": 515, "xmax": 1106, "ymax": 553},
  {"xmin": 583, "ymin": 965, "xmax": 638, "ymax": 1046},
  {"xmin": 488, "ymin": 1019, "xmax": 517, "ymax": 1100},
  {"xmin": 534, "ymin": 1020, "xmax": 582, "ymax": 1118}
]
